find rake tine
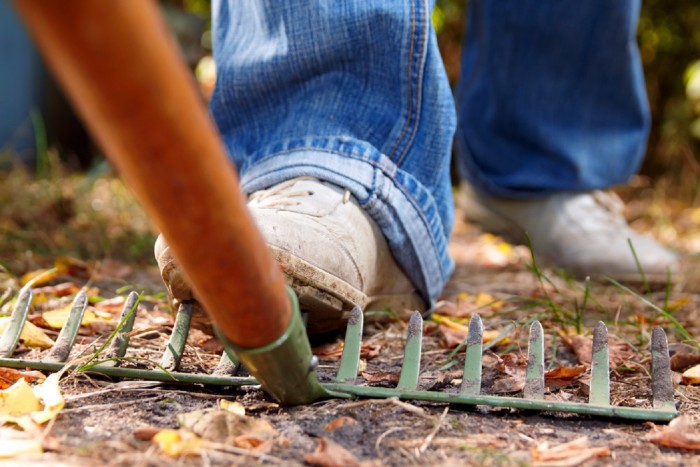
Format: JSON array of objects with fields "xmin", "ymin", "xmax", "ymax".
[
  {"xmin": 0, "ymin": 289, "xmax": 33, "ymax": 357},
  {"xmin": 159, "ymin": 300, "xmax": 193, "ymax": 371},
  {"xmin": 460, "ymin": 314, "xmax": 483, "ymax": 395},
  {"xmin": 213, "ymin": 348, "xmax": 240, "ymax": 375},
  {"xmin": 651, "ymin": 326, "xmax": 675, "ymax": 411},
  {"xmin": 335, "ymin": 306, "xmax": 363, "ymax": 383},
  {"xmin": 589, "ymin": 321, "xmax": 610, "ymax": 406},
  {"xmin": 397, "ymin": 311, "xmax": 423, "ymax": 390},
  {"xmin": 98, "ymin": 291, "xmax": 140, "ymax": 366},
  {"xmin": 45, "ymin": 291, "xmax": 88, "ymax": 363},
  {"xmin": 523, "ymin": 320, "xmax": 545, "ymax": 400}
]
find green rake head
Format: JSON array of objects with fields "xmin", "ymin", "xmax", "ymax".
[{"xmin": 0, "ymin": 287, "xmax": 678, "ymax": 422}]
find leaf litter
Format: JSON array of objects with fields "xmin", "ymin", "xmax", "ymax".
[{"xmin": 0, "ymin": 177, "xmax": 699, "ymax": 464}]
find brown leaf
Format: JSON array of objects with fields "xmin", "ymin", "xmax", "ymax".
[
  {"xmin": 563, "ymin": 334, "xmax": 632, "ymax": 368},
  {"xmin": 0, "ymin": 368, "xmax": 46, "ymax": 389},
  {"xmin": 491, "ymin": 375, "xmax": 525, "ymax": 394},
  {"xmin": 545, "ymin": 365, "xmax": 586, "ymax": 381},
  {"xmin": 325, "ymin": 416, "xmax": 358, "ymax": 432},
  {"xmin": 95, "ymin": 259, "xmax": 133, "ymax": 279},
  {"xmin": 133, "ymin": 426, "xmax": 161, "ymax": 441},
  {"xmin": 646, "ymin": 415, "xmax": 700, "ymax": 450},
  {"xmin": 360, "ymin": 370, "xmax": 399, "ymax": 384},
  {"xmin": 32, "ymin": 282, "xmax": 81, "ymax": 298},
  {"xmin": 92, "ymin": 296, "xmax": 127, "ymax": 314},
  {"xmin": 532, "ymin": 436, "xmax": 610, "ymax": 465},
  {"xmin": 438, "ymin": 324, "xmax": 467, "ymax": 348},
  {"xmin": 314, "ymin": 341, "xmax": 382, "ymax": 361},
  {"xmin": 671, "ymin": 353, "xmax": 700, "ymax": 372},
  {"xmin": 178, "ymin": 409, "xmax": 276, "ymax": 453},
  {"xmin": 304, "ymin": 437, "xmax": 361, "ymax": 467}
]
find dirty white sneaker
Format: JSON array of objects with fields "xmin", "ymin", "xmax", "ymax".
[
  {"xmin": 457, "ymin": 181, "xmax": 679, "ymax": 282},
  {"xmin": 155, "ymin": 177, "xmax": 425, "ymax": 334},
  {"xmin": 248, "ymin": 177, "xmax": 424, "ymax": 332}
]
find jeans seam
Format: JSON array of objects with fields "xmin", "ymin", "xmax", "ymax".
[{"xmin": 387, "ymin": 0, "xmax": 427, "ymax": 167}]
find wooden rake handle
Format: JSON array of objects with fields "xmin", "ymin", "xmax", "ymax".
[{"xmin": 13, "ymin": 0, "xmax": 291, "ymax": 348}]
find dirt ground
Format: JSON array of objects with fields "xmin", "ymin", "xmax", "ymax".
[{"xmin": 2, "ymin": 201, "xmax": 700, "ymax": 465}]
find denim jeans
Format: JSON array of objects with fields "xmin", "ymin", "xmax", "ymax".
[{"xmin": 210, "ymin": 0, "xmax": 648, "ymax": 307}]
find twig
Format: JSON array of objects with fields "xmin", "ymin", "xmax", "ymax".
[
  {"xmin": 418, "ymin": 406, "xmax": 449, "ymax": 454},
  {"xmin": 375, "ymin": 426, "xmax": 408, "ymax": 459},
  {"xmin": 336, "ymin": 396, "xmax": 433, "ymax": 420}
]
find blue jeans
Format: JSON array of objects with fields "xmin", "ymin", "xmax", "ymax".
[{"xmin": 210, "ymin": 0, "xmax": 648, "ymax": 307}]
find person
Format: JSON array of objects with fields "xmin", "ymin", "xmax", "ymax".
[{"xmin": 155, "ymin": 0, "xmax": 678, "ymax": 333}]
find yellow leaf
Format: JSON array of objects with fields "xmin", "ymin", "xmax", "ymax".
[
  {"xmin": 152, "ymin": 429, "xmax": 203, "ymax": 457},
  {"xmin": 42, "ymin": 305, "xmax": 108, "ymax": 329},
  {"xmin": 19, "ymin": 268, "xmax": 59, "ymax": 288},
  {"xmin": 30, "ymin": 374, "xmax": 65, "ymax": 424},
  {"xmin": 0, "ymin": 318, "xmax": 54, "ymax": 348},
  {"xmin": 682, "ymin": 364, "xmax": 700, "ymax": 385},
  {"xmin": 0, "ymin": 379, "xmax": 43, "ymax": 421},
  {"xmin": 0, "ymin": 428, "xmax": 43, "ymax": 458},
  {"xmin": 219, "ymin": 399, "xmax": 245, "ymax": 416},
  {"xmin": 432, "ymin": 314, "xmax": 510, "ymax": 345},
  {"xmin": 0, "ymin": 373, "xmax": 64, "ymax": 426}
]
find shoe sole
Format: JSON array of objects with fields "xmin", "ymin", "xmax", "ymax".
[{"xmin": 270, "ymin": 246, "xmax": 426, "ymax": 333}]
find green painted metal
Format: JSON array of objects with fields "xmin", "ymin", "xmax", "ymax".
[
  {"xmin": 46, "ymin": 291, "xmax": 88, "ymax": 362},
  {"xmin": 0, "ymin": 356, "xmax": 257, "ymax": 386},
  {"xmin": 523, "ymin": 320, "xmax": 545, "ymax": 400},
  {"xmin": 0, "ymin": 288, "xmax": 32, "ymax": 357},
  {"xmin": 0, "ymin": 285, "xmax": 680, "ymax": 421},
  {"xmin": 651, "ymin": 326, "xmax": 675, "ymax": 411},
  {"xmin": 321, "ymin": 383, "xmax": 677, "ymax": 422},
  {"xmin": 397, "ymin": 312, "xmax": 423, "ymax": 390},
  {"xmin": 335, "ymin": 306, "xmax": 363, "ymax": 383},
  {"xmin": 159, "ymin": 300, "xmax": 193, "ymax": 370},
  {"xmin": 460, "ymin": 314, "xmax": 483, "ymax": 395},
  {"xmin": 589, "ymin": 321, "xmax": 610, "ymax": 406},
  {"xmin": 219, "ymin": 287, "xmax": 341, "ymax": 404}
]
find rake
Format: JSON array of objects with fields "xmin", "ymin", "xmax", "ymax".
[{"xmin": 0, "ymin": 286, "xmax": 678, "ymax": 422}]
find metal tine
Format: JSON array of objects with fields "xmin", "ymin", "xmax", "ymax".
[
  {"xmin": 460, "ymin": 314, "xmax": 483, "ymax": 395},
  {"xmin": 0, "ymin": 288, "xmax": 33, "ymax": 357},
  {"xmin": 335, "ymin": 306, "xmax": 363, "ymax": 383},
  {"xmin": 159, "ymin": 300, "xmax": 194, "ymax": 371},
  {"xmin": 523, "ymin": 320, "xmax": 545, "ymax": 399},
  {"xmin": 651, "ymin": 326, "xmax": 675, "ymax": 411},
  {"xmin": 213, "ymin": 348, "xmax": 240, "ymax": 376},
  {"xmin": 397, "ymin": 311, "xmax": 423, "ymax": 390},
  {"xmin": 98, "ymin": 291, "xmax": 140, "ymax": 367},
  {"xmin": 589, "ymin": 321, "xmax": 610, "ymax": 406},
  {"xmin": 45, "ymin": 291, "xmax": 88, "ymax": 362}
]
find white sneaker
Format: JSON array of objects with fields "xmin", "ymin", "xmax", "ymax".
[
  {"xmin": 457, "ymin": 181, "xmax": 679, "ymax": 282},
  {"xmin": 155, "ymin": 177, "xmax": 424, "ymax": 334}
]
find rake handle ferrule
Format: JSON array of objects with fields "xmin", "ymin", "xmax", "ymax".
[{"xmin": 13, "ymin": 0, "xmax": 291, "ymax": 348}]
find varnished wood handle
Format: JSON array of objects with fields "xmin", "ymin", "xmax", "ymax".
[{"xmin": 13, "ymin": 0, "xmax": 291, "ymax": 348}]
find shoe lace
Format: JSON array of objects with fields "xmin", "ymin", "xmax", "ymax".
[{"xmin": 248, "ymin": 177, "xmax": 315, "ymax": 209}]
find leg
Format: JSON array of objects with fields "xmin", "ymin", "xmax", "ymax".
[
  {"xmin": 454, "ymin": 0, "xmax": 677, "ymax": 280},
  {"xmin": 158, "ymin": 0, "xmax": 457, "ymax": 332}
]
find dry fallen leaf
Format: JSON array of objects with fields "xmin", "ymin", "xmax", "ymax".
[
  {"xmin": 433, "ymin": 315, "xmax": 510, "ymax": 348},
  {"xmin": 671, "ymin": 353, "xmax": 700, "ymax": 372},
  {"xmin": 152, "ymin": 429, "xmax": 203, "ymax": 457},
  {"xmin": 545, "ymin": 366, "xmax": 586, "ymax": 381},
  {"xmin": 563, "ymin": 334, "xmax": 632, "ymax": 368},
  {"xmin": 41, "ymin": 305, "xmax": 111, "ymax": 330},
  {"xmin": 219, "ymin": 399, "xmax": 246, "ymax": 415},
  {"xmin": 532, "ymin": 436, "xmax": 610, "ymax": 466},
  {"xmin": 0, "ymin": 318, "xmax": 55, "ymax": 348},
  {"xmin": 0, "ymin": 427, "xmax": 43, "ymax": 458},
  {"xmin": 0, "ymin": 373, "xmax": 64, "ymax": 426},
  {"xmin": 32, "ymin": 282, "xmax": 82, "ymax": 298},
  {"xmin": 304, "ymin": 437, "xmax": 362, "ymax": 467},
  {"xmin": 0, "ymin": 368, "xmax": 46, "ymax": 390},
  {"xmin": 646, "ymin": 415, "xmax": 700, "ymax": 450},
  {"xmin": 313, "ymin": 340, "xmax": 382, "ymax": 361},
  {"xmin": 178, "ymin": 408, "xmax": 276, "ymax": 453},
  {"xmin": 325, "ymin": 416, "xmax": 358, "ymax": 432},
  {"xmin": 360, "ymin": 370, "xmax": 399, "ymax": 384},
  {"xmin": 681, "ymin": 364, "xmax": 700, "ymax": 385}
]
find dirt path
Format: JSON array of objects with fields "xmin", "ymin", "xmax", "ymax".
[{"xmin": 2, "ymin": 214, "xmax": 700, "ymax": 466}]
